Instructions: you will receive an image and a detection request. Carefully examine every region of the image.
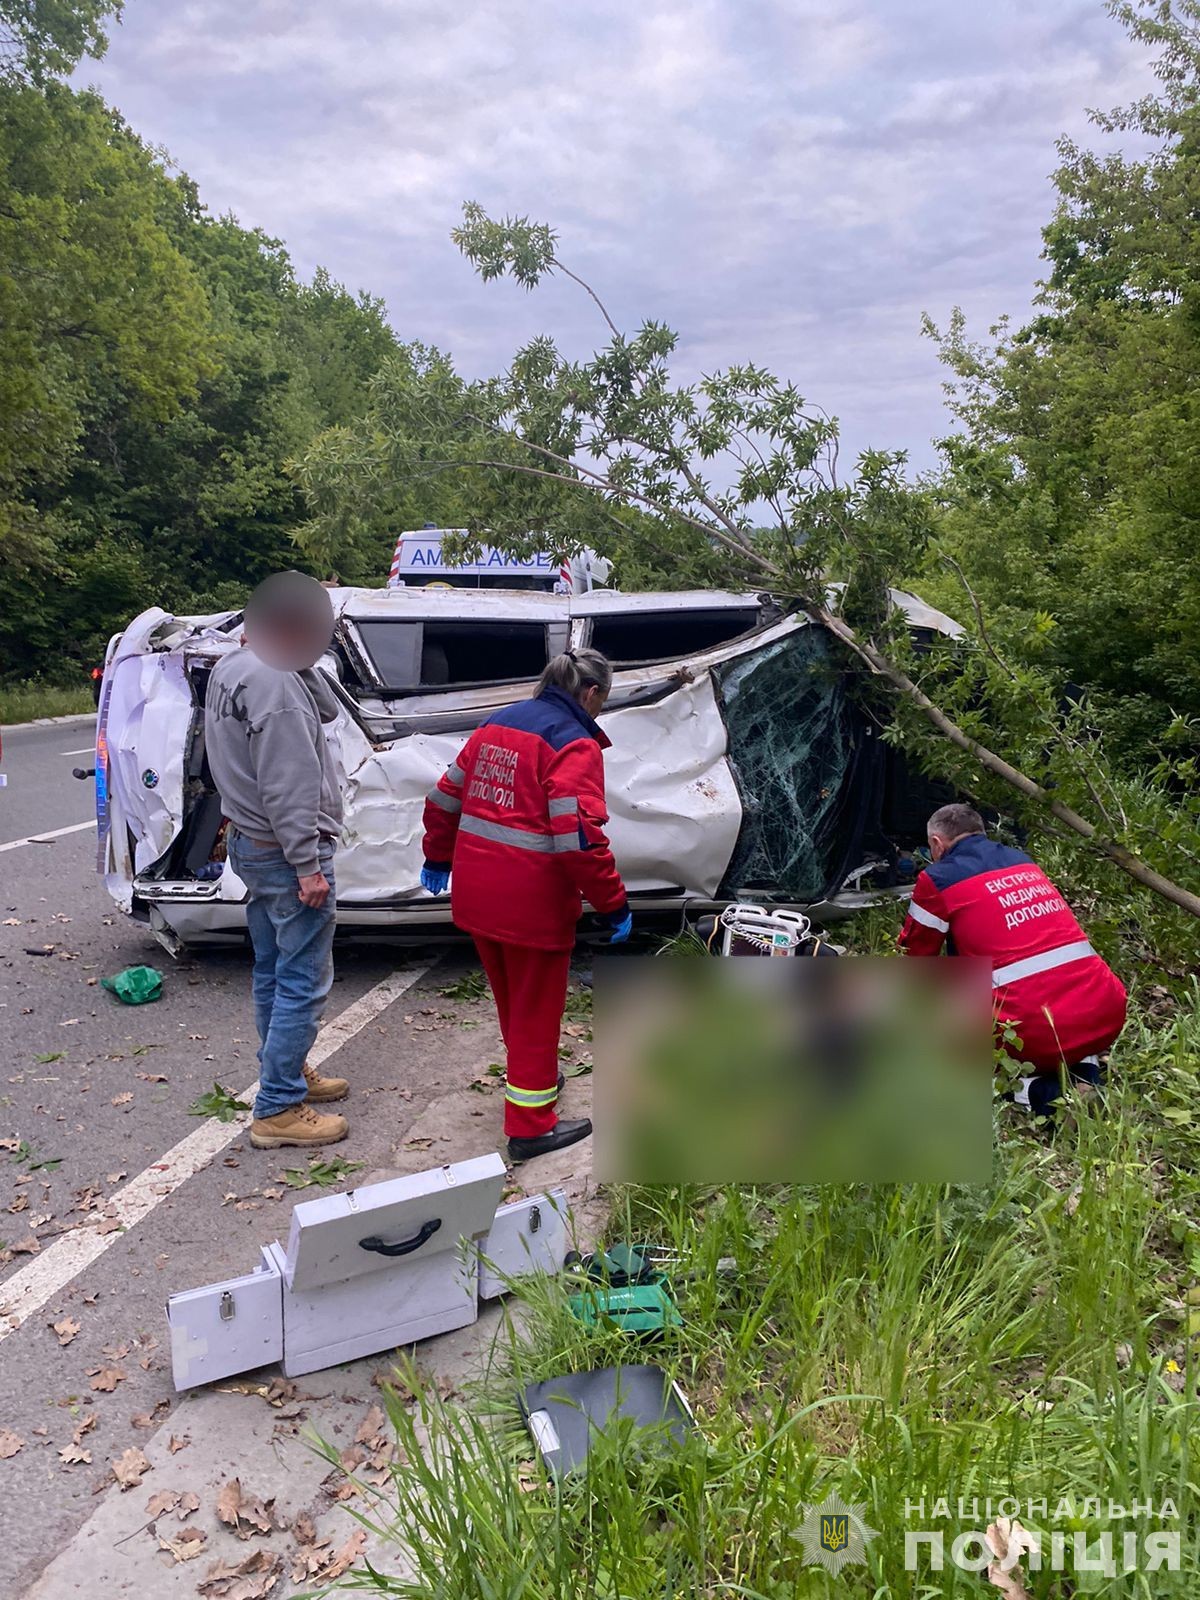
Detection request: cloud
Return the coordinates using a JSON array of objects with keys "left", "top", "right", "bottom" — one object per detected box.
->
[{"left": 76, "top": 0, "right": 1159, "bottom": 468}]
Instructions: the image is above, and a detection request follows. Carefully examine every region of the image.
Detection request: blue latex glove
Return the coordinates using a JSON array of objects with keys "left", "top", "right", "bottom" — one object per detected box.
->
[
  {"left": 606, "top": 909, "right": 633, "bottom": 945},
  {"left": 420, "top": 864, "right": 450, "bottom": 895}
]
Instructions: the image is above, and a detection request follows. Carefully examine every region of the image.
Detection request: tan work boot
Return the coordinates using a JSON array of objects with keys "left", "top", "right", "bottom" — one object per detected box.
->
[
  {"left": 304, "top": 1062, "right": 349, "bottom": 1103},
  {"left": 250, "top": 1103, "right": 348, "bottom": 1149}
]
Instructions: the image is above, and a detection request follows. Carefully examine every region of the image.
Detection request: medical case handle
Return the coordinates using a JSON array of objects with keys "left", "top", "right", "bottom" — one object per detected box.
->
[{"left": 358, "top": 1218, "right": 442, "bottom": 1257}]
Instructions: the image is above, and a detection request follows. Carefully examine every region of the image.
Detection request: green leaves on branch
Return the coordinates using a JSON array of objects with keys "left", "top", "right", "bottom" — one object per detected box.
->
[
  {"left": 0, "top": 0, "right": 123, "bottom": 87},
  {"left": 297, "top": 197, "right": 1200, "bottom": 935},
  {"left": 300, "top": 201, "right": 934, "bottom": 619}
]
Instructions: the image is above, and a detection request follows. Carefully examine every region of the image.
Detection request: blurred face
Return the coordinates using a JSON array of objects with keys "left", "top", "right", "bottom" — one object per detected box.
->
[{"left": 243, "top": 572, "right": 334, "bottom": 672}]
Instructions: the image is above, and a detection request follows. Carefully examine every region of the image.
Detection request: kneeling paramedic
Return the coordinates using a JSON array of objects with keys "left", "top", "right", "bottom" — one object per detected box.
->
[
  {"left": 899, "top": 803, "right": 1127, "bottom": 1114},
  {"left": 420, "top": 648, "right": 631, "bottom": 1160}
]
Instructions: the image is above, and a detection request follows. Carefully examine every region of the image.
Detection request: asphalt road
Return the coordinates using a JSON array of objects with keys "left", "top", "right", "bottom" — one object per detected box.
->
[
  {"left": 0, "top": 724, "right": 553, "bottom": 1597},
  {"left": 1, "top": 717, "right": 99, "bottom": 842}
]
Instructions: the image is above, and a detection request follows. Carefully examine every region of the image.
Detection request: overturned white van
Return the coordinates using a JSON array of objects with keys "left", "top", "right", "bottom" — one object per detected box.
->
[{"left": 92, "top": 584, "right": 961, "bottom": 951}]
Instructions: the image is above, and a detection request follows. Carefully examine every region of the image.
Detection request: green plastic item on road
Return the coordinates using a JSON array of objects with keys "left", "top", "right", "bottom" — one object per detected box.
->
[{"left": 100, "top": 965, "right": 163, "bottom": 1005}]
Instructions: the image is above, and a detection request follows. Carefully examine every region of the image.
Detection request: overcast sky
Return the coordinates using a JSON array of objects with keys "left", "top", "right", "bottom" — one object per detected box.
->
[{"left": 76, "top": 1, "right": 1156, "bottom": 471}]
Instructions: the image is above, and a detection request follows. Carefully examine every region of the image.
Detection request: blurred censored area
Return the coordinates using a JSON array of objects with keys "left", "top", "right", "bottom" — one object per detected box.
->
[
  {"left": 593, "top": 957, "right": 992, "bottom": 1184},
  {"left": 244, "top": 570, "right": 335, "bottom": 672}
]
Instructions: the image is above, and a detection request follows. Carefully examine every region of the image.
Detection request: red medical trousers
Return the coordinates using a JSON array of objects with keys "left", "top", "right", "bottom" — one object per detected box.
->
[{"left": 473, "top": 936, "right": 572, "bottom": 1138}]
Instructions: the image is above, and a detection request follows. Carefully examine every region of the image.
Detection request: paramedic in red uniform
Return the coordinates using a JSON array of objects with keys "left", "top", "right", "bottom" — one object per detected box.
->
[
  {"left": 420, "top": 648, "right": 631, "bottom": 1160},
  {"left": 899, "top": 803, "right": 1126, "bottom": 1114}
]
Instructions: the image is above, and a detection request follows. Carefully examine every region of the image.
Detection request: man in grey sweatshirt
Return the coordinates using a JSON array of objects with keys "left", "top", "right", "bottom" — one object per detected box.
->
[{"left": 205, "top": 573, "right": 351, "bottom": 1150}]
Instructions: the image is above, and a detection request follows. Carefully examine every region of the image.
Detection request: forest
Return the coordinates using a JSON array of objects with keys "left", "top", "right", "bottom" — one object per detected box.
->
[
  {"left": 4, "top": 0, "right": 1200, "bottom": 942},
  {"left": 0, "top": 3, "right": 1196, "bottom": 762}
]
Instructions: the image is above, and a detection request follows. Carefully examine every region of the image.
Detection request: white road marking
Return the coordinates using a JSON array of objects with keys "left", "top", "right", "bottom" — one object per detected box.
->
[
  {"left": 59, "top": 747, "right": 95, "bottom": 757},
  {"left": 0, "top": 819, "right": 96, "bottom": 853},
  {"left": 0, "top": 962, "right": 434, "bottom": 1342}
]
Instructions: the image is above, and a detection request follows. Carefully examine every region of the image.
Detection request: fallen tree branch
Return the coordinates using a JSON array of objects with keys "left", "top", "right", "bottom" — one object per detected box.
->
[
  {"left": 813, "top": 604, "right": 1200, "bottom": 919},
  {"left": 419, "top": 432, "right": 1200, "bottom": 917}
]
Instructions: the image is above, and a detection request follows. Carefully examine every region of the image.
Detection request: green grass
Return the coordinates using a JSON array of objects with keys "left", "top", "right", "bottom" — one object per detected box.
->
[
  {"left": 0, "top": 680, "right": 93, "bottom": 723},
  {"left": 323, "top": 930, "right": 1200, "bottom": 1599}
]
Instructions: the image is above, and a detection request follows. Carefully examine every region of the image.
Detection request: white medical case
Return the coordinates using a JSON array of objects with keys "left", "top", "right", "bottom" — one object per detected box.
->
[
  {"left": 283, "top": 1153, "right": 506, "bottom": 1292},
  {"left": 476, "top": 1188, "right": 571, "bottom": 1300},
  {"left": 167, "top": 1246, "right": 284, "bottom": 1391},
  {"left": 167, "top": 1156, "right": 570, "bottom": 1389}
]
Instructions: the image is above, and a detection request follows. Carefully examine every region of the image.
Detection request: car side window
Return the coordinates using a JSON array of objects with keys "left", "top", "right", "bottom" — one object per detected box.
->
[
  {"left": 586, "top": 609, "right": 761, "bottom": 665},
  {"left": 351, "top": 620, "right": 552, "bottom": 690}
]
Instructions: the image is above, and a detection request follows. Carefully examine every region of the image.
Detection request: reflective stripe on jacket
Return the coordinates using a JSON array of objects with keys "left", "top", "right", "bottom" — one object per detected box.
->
[
  {"left": 421, "top": 685, "right": 627, "bottom": 951},
  {"left": 898, "top": 833, "right": 1126, "bottom": 1070}
]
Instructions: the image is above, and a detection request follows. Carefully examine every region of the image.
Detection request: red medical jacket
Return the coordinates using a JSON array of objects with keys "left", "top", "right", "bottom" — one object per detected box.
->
[
  {"left": 421, "top": 686, "right": 627, "bottom": 952},
  {"left": 898, "top": 833, "right": 1126, "bottom": 1070}
]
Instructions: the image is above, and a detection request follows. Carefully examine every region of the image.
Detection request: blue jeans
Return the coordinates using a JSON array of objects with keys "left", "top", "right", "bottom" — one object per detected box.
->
[{"left": 227, "top": 831, "right": 336, "bottom": 1120}]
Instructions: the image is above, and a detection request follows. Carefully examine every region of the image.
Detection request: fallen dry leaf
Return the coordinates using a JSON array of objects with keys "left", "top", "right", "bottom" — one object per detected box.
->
[
  {"left": 87, "top": 1366, "right": 124, "bottom": 1392},
  {"left": 354, "top": 1404, "right": 386, "bottom": 1445},
  {"left": 196, "top": 1549, "right": 282, "bottom": 1598},
  {"left": 9, "top": 1234, "right": 41, "bottom": 1257},
  {"left": 111, "top": 1092, "right": 133, "bottom": 1108},
  {"left": 313, "top": 1527, "right": 367, "bottom": 1582},
  {"left": 403, "top": 1137, "right": 433, "bottom": 1150},
  {"left": 137, "top": 1072, "right": 168, "bottom": 1083},
  {"left": 360, "top": 1450, "right": 394, "bottom": 1486},
  {"left": 146, "top": 1488, "right": 182, "bottom": 1518},
  {"left": 167, "top": 1434, "right": 190, "bottom": 1454},
  {"left": 179, "top": 1490, "right": 200, "bottom": 1518},
  {"left": 130, "top": 1397, "right": 169, "bottom": 1430},
  {"left": 158, "top": 1524, "right": 207, "bottom": 1563},
  {"left": 986, "top": 1518, "right": 1036, "bottom": 1600},
  {"left": 290, "top": 1540, "right": 331, "bottom": 1582},
  {"left": 216, "top": 1477, "right": 277, "bottom": 1539},
  {"left": 216, "top": 1477, "right": 242, "bottom": 1526},
  {"left": 292, "top": 1510, "right": 318, "bottom": 1545},
  {"left": 58, "top": 1442, "right": 91, "bottom": 1465},
  {"left": 72, "top": 1413, "right": 97, "bottom": 1443},
  {"left": 51, "top": 1316, "right": 80, "bottom": 1346},
  {"left": 0, "top": 1428, "right": 25, "bottom": 1458},
  {"left": 7, "top": 1193, "right": 28, "bottom": 1214},
  {"left": 111, "top": 1445, "right": 150, "bottom": 1489}
]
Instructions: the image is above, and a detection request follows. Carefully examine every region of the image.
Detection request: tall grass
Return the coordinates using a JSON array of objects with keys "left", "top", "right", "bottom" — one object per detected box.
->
[
  {"left": 321, "top": 973, "right": 1200, "bottom": 1599},
  {"left": 0, "top": 680, "right": 93, "bottom": 723}
]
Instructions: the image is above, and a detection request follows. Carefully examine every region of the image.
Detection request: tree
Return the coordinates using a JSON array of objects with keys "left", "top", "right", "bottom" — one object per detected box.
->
[
  {"left": 0, "top": 83, "right": 213, "bottom": 660},
  {"left": 925, "top": 0, "right": 1200, "bottom": 763},
  {"left": 0, "top": 0, "right": 123, "bottom": 86},
  {"left": 297, "top": 200, "right": 1200, "bottom": 925},
  {"left": 0, "top": 79, "right": 403, "bottom": 679}
]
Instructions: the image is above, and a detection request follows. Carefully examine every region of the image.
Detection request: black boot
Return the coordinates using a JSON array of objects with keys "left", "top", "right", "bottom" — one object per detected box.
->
[
  {"left": 508, "top": 1117, "right": 592, "bottom": 1163},
  {"left": 557, "top": 1071, "right": 565, "bottom": 1093}
]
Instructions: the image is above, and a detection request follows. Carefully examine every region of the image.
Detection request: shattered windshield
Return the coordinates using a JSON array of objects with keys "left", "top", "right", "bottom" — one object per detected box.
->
[{"left": 715, "top": 628, "right": 853, "bottom": 901}]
